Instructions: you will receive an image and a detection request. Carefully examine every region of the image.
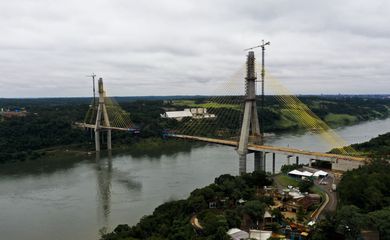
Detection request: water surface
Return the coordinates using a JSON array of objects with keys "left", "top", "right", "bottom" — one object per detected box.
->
[{"left": 0, "top": 118, "right": 388, "bottom": 240}]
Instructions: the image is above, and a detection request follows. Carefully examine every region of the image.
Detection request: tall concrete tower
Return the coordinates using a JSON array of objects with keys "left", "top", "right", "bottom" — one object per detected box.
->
[
  {"left": 237, "top": 51, "right": 264, "bottom": 174},
  {"left": 94, "top": 78, "right": 112, "bottom": 151}
]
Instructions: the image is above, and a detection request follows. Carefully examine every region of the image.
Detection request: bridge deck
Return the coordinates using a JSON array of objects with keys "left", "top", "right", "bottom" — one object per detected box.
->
[
  {"left": 75, "top": 122, "right": 132, "bottom": 132},
  {"left": 170, "top": 134, "right": 367, "bottom": 162}
]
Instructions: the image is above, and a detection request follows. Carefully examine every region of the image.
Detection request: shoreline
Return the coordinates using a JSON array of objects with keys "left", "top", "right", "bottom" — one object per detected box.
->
[{"left": 3, "top": 117, "right": 388, "bottom": 165}]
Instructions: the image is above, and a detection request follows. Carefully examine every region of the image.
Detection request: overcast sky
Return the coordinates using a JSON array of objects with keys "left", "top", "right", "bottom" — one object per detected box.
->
[{"left": 0, "top": 0, "right": 389, "bottom": 97}]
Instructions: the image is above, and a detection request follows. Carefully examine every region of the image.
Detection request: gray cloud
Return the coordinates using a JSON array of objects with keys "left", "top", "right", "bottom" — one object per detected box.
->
[{"left": 0, "top": 0, "right": 389, "bottom": 97}]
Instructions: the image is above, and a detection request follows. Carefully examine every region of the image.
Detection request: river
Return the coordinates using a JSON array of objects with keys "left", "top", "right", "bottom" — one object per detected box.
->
[{"left": 0, "top": 118, "right": 389, "bottom": 240}]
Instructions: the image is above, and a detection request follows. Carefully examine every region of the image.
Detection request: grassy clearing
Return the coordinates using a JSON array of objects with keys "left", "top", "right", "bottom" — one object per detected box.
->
[
  {"left": 172, "top": 100, "right": 241, "bottom": 110},
  {"left": 171, "top": 100, "right": 196, "bottom": 106},
  {"left": 275, "top": 174, "right": 300, "bottom": 187},
  {"left": 324, "top": 113, "right": 357, "bottom": 125}
]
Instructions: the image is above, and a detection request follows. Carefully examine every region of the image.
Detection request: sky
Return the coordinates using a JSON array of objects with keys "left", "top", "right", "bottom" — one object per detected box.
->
[{"left": 0, "top": 0, "right": 389, "bottom": 97}]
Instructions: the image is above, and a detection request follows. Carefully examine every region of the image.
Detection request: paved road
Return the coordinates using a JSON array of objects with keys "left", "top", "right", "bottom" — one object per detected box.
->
[{"left": 314, "top": 171, "right": 338, "bottom": 218}]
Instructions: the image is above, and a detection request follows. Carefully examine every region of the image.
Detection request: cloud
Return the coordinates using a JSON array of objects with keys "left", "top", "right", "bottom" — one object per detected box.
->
[{"left": 0, "top": 0, "right": 389, "bottom": 97}]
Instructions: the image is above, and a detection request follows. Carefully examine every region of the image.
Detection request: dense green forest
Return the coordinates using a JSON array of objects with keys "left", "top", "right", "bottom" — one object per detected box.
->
[
  {"left": 313, "top": 133, "right": 390, "bottom": 240},
  {"left": 0, "top": 95, "right": 389, "bottom": 163},
  {"left": 330, "top": 132, "right": 390, "bottom": 157},
  {"left": 350, "top": 132, "right": 390, "bottom": 157},
  {"left": 312, "top": 160, "right": 390, "bottom": 240},
  {"left": 100, "top": 171, "right": 273, "bottom": 240}
]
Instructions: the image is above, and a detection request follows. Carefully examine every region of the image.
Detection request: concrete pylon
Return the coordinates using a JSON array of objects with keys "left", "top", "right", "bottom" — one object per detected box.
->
[
  {"left": 237, "top": 51, "right": 263, "bottom": 175},
  {"left": 94, "top": 78, "right": 112, "bottom": 152}
]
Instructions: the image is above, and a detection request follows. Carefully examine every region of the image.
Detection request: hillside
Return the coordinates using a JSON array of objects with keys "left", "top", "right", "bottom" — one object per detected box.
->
[{"left": 330, "top": 132, "right": 390, "bottom": 158}]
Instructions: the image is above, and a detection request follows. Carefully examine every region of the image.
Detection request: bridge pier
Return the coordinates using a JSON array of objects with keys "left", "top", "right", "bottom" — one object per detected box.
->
[
  {"left": 263, "top": 152, "right": 266, "bottom": 172},
  {"left": 254, "top": 151, "right": 264, "bottom": 172},
  {"left": 272, "top": 153, "right": 276, "bottom": 174},
  {"left": 239, "top": 153, "right": 247, "bottom": 174},
  {"left": 107, "top": 130, "right": 112, "bottom": 150},
  {"left": 95, "top": 129, "right": 101, "bottom": 152}
]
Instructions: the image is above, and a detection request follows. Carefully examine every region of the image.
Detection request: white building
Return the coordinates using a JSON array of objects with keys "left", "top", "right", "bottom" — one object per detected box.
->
[
  {"left": 160, "top": 109, "right": 193, "bottom": 121},
  {"left": 160, "top": 108, "right": 216, "bottom": 121},
  {"left": 249, "top": 229, "right": 273, "bottom": 240},
  {"left": 227, "top": 228, "right": 249, "bottom": 240}
]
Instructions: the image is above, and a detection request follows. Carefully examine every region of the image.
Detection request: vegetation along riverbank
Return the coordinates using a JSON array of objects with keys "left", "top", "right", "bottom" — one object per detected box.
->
[
  {"left": 0, "top": 95, "right": 389, "bottom": 163},
  {"left": 102, "top": 133, "right": 390, "bottom": 240}
]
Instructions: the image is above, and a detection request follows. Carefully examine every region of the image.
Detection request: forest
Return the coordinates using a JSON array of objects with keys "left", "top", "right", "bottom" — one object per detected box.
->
[
  {"left": 330, "top": 132, "right": 390, "bottom": 157},
  {"left": 100, "top": 171, "right": 273, "bottom": 240},
  {"left": 312, "top": 159, "right": 390, "bottom": 240},
  {"left": 0, "top": 95, "right": 389, "bottom": 163},
  {"left": 312, "top": 133, "right": 390, "bottom": 239}
]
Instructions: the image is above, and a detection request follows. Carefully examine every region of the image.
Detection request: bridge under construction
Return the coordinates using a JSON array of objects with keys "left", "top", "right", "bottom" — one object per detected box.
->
[{"left": 78, "top": 49, "right": 368, "bottom": 174}]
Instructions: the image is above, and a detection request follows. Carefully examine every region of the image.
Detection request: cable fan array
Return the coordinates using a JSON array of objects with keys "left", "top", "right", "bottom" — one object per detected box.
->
[
  {"left": 171, "top": 66, "right": 246, "bottom": 140},
  {"left": 84, "top": 92, "right": 134, "bottom": 130},
  {"left": 262, "top": 66, "right": 357, "bottom": 155},
  {"left": 170, "top": 61, "right": 357, "bottom": 156}
]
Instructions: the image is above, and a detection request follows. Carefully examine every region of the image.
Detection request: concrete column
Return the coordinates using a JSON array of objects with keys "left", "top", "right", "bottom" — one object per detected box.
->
[
  {"left": 295, "top": 156, "right": 299, "bottom": 165},
  {"left": 263, "top": 152, "right": 267, "bottom": 172},
  {"left": 107, "top": 130, "right": 112, "bottom": 150},
  {"left": 272, "top": 153, "right": 276, "bottom": 174},
  {"left": 95, "top": 129, "right": 100, "bottom": 152},
  {"left": 239, "top": 153, "right": 247, "bottom": 175},
  {"left": 254, "top": 151, "right": 263, "bottom": 171}
]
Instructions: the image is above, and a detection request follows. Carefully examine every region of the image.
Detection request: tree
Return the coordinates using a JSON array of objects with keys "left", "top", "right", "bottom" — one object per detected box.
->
[
  {"left": 212, "top": 226, "right": 230, "bottom": 240},
  {"left": 336, "top": 205, "right": 367, "bottom": 240},
  {"left": 242, "top": 200, "right": 266, "bottom": 227},
  {"left": 200, "top": 211, "right": 228, "bottom": 236},
  {"left": 271, "top": 208, "right": 283, "bottom": 222},
  {"left": 224, "top": 210, "right": 241, "bottom": 228},
  {"left": 298, "top": 179, "right": 313, "bottom": 193},
  {"left": 311, "top": 212, "right": 339, "bottom": 240},
  {"left": 368, "top": 207, "right": 390, "bottom": 240},
  {"left": 187, "top": 195, "right": 207, "bottom": 213}
]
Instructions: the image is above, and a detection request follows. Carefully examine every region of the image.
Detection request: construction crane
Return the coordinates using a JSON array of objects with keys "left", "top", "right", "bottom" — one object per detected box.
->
[
  {"left": 86, "top": 73, "right": 97, "bottom": 107},
  {"left": 244, "top": 40, "right": 270, "bottom": 143}
]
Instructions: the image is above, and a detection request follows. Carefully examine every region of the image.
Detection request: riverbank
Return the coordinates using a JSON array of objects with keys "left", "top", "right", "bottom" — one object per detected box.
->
[
  {"left": 5, "top": 116, "right": 388, "bottom": 165},
  {"left": 0, "top": 137, "right": 203, "bottom": 165},
  {"left": 0, "top": 118, "right": 389, "bottom": 240},
  {"left": 1, "top": 95, "right": 388, "bottom": 164}
]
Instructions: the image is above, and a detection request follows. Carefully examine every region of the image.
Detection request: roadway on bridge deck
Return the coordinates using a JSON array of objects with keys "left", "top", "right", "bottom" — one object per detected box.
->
[
  {"left": 169, "top": 134, "right": 366, "bottom": 162},
  {"left": 75, "top": 123, "right": 132, "bottom": 132}
]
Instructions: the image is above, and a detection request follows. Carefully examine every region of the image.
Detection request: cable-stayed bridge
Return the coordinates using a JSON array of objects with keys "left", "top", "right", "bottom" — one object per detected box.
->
[
  {"left": 76, "top": 77, "right": 134, "bottom": 151},
  {"left": 77, "top": 52, "right": 367, "bottom": 174}
]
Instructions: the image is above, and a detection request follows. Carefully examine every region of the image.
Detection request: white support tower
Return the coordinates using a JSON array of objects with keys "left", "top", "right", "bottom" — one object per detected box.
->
[
  {"left": 237, "top": 51, "right": 264, "bottom": 175},
  {"left": 94, "top": 78, "right": 112, "bottom": 152}
]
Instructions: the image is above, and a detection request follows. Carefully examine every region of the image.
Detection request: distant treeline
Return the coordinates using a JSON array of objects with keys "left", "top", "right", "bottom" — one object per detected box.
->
[
  {"left": 0, "top": 95, "right": 389, "bottom": 163},
  {"left": 330, "top": 132, "right": 390, "bottom": 157},
  {"left": 350, "top": 132, "right": 390, "bottom": 158}
]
